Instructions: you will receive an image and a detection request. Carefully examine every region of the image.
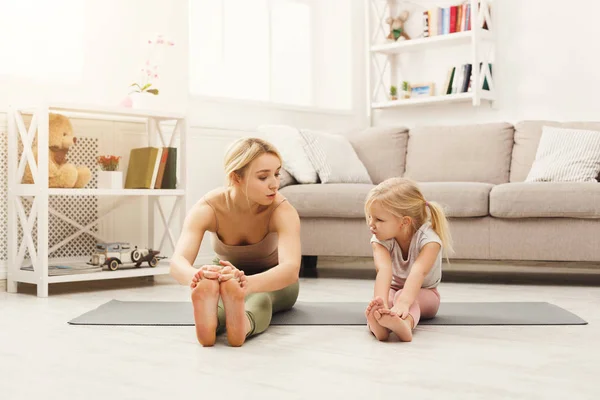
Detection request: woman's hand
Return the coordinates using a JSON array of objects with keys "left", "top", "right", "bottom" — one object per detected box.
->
[
  {"left": 216, "top": 260, "right": 248, "bottom": 289},
  {"left": 190, "top": 264, "right": 223, "bottom": 289}
]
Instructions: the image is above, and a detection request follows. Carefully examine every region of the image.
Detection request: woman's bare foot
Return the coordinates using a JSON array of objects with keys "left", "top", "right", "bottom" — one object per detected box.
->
[
  {"left": 375, "top": 310, "right": 413, "bottom": 342},
  {"left": 191, "top": 278, "right": 220, "bottom": 347},
  {"left": 365, "top": 297, "right": 389, "bottom": 341},
  {"left": 220, "top": 279, "right": 251, "bottom": 347}
]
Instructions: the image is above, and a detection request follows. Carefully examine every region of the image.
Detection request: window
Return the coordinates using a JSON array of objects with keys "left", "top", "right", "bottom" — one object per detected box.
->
[
  {"left": 0, "top": 0, "right": 84, "bottom": 82},
  {"left": 189, "top": 0, "right": 352, "bottom": 110}
]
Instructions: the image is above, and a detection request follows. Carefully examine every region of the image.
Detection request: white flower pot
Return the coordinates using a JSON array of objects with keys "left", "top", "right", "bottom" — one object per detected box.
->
[
  {"left": 98, "top": 171, "right": 123, "bottom": 189},
  {"left": 130, "top": 92, "right": 159, "bottom": 110}
]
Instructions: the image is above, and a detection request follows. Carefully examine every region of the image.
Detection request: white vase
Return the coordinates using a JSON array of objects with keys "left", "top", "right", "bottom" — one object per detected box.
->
[
  {"left": 130, "top": 92, "right": 159, "bottom": 110},
  {"left": 98, "top": 171, "right": 123, "bottom": 189}
]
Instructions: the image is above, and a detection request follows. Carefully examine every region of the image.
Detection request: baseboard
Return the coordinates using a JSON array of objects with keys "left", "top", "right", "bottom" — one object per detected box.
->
[
  {"left": 316, "top": 256, "right": 600, "bottom": 276},
  {"left": 444, "top": 259, "right": 600, "bottom": 274}
]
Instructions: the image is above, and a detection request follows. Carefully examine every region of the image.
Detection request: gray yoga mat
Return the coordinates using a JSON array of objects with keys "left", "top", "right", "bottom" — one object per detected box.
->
[{"left": 68, "top": 300, "right": 587, "bottom": 326}]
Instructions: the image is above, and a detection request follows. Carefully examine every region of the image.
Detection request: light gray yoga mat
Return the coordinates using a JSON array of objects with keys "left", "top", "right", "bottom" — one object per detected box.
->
[{"left": 68, "top": 300, "right": 587, "bottom": 326}]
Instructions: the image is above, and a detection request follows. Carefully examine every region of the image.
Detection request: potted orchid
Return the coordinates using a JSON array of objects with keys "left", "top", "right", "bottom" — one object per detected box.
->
[
  {"left": 126, "top": 34, "right": 175, "bottom": 109},
  {"left": 97, "top": 155, "right": 122, "bottom": 189}
]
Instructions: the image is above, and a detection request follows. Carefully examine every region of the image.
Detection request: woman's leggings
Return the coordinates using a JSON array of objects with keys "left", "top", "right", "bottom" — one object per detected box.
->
[
  {"left": 388, "top": 287, "right": 440, "bottom": 327},
  {"left": 216, "top": 280, "right": 299, "bottom": 338}
]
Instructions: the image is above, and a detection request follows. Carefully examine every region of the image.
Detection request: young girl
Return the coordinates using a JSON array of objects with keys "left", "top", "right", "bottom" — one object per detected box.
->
[{"left": 364, "top": 177, "right": 453, "bottom": 342}]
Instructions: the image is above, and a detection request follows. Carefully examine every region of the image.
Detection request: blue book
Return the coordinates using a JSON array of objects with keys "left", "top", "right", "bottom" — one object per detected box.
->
[{"left": 441, "top": 8, "right": 447, "bottom": 35}]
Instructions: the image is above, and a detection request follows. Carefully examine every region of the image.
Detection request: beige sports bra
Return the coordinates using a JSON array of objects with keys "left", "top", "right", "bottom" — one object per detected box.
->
[{"left": 203, "top": 196, "right": 287, "bottom": 273}]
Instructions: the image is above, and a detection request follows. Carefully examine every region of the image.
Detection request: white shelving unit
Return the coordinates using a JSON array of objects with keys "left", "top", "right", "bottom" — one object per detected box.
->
[
  {"left": 7, "top": 104, "right": 187, "bottom": 297},
  {"left": 367, "top": 0, "right": 495, "bottom": 111}
]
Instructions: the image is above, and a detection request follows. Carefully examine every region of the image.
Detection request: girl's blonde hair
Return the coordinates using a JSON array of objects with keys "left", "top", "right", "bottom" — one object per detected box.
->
[
  {"left": 224, "top": 137, "right": 282, "bottom": 185},
  {"left": 364, "top": 177, "right": 454, "bottom": 257}
]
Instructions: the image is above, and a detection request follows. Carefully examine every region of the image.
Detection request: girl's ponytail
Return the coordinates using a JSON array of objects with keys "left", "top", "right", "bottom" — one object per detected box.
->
[{"left": 426, "top": 200, "right": 454, "bottom": 259}]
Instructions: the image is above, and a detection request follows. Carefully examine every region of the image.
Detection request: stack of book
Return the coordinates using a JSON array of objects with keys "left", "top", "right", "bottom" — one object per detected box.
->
[
  {"left": 124, "top": 147, "right": 177, "bottom": 189},
  {"left": 422, "top": 2, "right": 487, "bottom": 37},
  {"left": 441, "top": 63, "right": 492, "bottom": 95}
]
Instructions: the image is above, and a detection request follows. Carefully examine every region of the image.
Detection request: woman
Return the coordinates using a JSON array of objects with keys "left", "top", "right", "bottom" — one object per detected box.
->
[{"left": 169, "top": 137, "right": 301, "bottom": 347}]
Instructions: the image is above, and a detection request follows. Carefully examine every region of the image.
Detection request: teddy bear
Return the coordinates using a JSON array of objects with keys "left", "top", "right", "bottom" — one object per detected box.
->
[
  {"left": 22, "top": 113, "right": 92, "bottom": 188},
  {"left": 386, "top": 11, "right": 411, "bottom": 41}
]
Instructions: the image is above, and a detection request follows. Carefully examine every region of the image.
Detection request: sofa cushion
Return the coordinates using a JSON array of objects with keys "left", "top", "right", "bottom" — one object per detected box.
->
[
  {"left": 490, "top": 182, "right": 600, "bottom": 218},
  {"left": 280, "top": 183, "right": 374, "bottom": 218},
  {"left": 510, "top": 121, "right": 600, "bottom": 182},
  {"left": 419, "top": 182, "right": 494, "bottom": 217},
  {"left": 281, "top": 182, "right": 492, "bottom": 219},
  {"left": 348, "top": 126, "right": 409, "bottom": 184},
  {"left": 405, "top": 123, "right": 514, "bottom": 184}
]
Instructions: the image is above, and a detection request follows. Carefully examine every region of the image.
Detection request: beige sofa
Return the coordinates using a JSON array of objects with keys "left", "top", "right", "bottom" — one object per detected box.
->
[{"left": 279, "top": 121, "right": 600, "bottom": 271}]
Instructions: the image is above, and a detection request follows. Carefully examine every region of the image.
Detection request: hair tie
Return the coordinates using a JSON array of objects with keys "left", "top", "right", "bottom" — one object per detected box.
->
[{"left": 425, "top": 201, "right": 429, "bottom": 208}]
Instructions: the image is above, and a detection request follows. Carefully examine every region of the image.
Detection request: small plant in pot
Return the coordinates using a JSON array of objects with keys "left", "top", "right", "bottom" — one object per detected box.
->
[
  {"left": 97, "top": 155, "right": 123, "bottom": 189},
  {"left": 401, "top": 81, "right": 410, "bottom": 99},
  {"left": 390, "top": 85, "right": 398, "bottom": 100}
]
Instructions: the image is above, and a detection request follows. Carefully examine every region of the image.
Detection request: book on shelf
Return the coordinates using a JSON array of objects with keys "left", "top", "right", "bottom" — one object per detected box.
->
[
  {"left": 124, "top": 146, "right": 177, "bottom": 189},
  {"left": 442, "top": 63, "right": 492, "bottom": 95},
  {"left": 423, "top": 2, "right": 489, "bottom": 37},
  {"left": 160, "top": 147, "right": 177, "bottom": 189}
]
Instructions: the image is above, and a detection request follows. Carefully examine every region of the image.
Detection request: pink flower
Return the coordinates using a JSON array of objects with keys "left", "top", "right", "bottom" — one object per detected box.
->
[
  {"left": 168, "top": 41, "right": 174, "bottom": 46},
  {"left": 154, "top": 74, "right": 158, "bottom": 78},
  {"left": 145, "top": 60, "right": 150, "bottom": 65},
  {"left": 148, "top": 40, "right": 152, "bottom": 44}
]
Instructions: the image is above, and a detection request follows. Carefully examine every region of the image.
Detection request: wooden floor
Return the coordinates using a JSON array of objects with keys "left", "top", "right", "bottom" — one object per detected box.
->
[{"left": 1, "top": 268, "right": 599, "bottom": 400}]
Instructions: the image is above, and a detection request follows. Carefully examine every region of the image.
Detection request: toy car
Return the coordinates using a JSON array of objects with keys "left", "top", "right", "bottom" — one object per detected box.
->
[{"left": 87, "top": 242, "right": 164, "bottom": 271}]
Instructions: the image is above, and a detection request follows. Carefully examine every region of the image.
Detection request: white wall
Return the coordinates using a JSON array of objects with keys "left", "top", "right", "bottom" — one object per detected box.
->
[
  {"left": 373, "top": 0, "right": 600, "bottom": 128},
  {"left": 0, "top": 0, "right": 368, "bottom": 279},
  {"left": 0, "top": 0, "right": 189, "bottom": 112}
]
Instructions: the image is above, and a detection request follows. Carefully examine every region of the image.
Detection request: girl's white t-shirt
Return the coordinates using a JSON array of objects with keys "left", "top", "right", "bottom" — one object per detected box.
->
[{"left": 370, "top": 222, "right": 443, "bottom": 289}]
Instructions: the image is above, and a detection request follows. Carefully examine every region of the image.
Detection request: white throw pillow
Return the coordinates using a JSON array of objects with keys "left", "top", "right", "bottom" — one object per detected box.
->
[
  {"left": 256, "top": 124, "right": 319, "bottom": 184},
  {"left": 298, "top": 129, "right": 373, "bottom": 184},
  {"left": 278, "top": 168, "right": 297, "bottom": 189},
  {"left": 525, "top": 126, "right": 600, "bottom": 183}
]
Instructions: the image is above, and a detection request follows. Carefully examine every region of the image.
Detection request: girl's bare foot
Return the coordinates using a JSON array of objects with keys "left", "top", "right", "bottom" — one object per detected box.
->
[
  {"left": 191, "top": 278, "right": 220, "bottom": 347},
  {"left": 220, "top": 279, "right": 251, "bottom": 347},
  {"left": 375, "top": 310, "right": 413, "bottom": 342},
  {"left": 365, "top": 297, "right": 389, "bottom": 341}
]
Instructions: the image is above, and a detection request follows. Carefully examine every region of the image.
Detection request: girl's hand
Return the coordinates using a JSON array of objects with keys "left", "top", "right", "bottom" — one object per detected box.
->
[
  {"left": 389, "top": 301, "right": 411, "bottom": 320},
  {"left": 190, "top": 265, "right": 222, "bottom": 289}
]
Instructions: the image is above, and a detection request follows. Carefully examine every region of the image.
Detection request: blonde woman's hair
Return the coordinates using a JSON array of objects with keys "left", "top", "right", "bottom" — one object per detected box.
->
[
  {"left": 364, "top": 177, "right": 454, "bottom": 258},
  {"left": 224, "top": 137, "right": 282, "bottom": 184}
]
